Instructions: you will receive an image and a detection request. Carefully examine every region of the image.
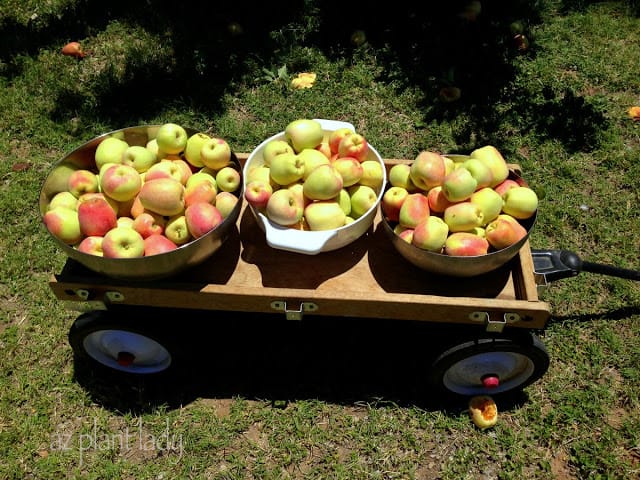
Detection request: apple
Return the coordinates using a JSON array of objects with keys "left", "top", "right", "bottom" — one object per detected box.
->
[
  {"left": 77, "top": 236, "right": 104, "bottom": 256},
  {"left": 287, "top": 182, "right": 309, "bottom": 210},
  {"left": 462, "top": 158, "right": 494, "bottom": 189},
  {"left": 184, "top": 132, "right": 211, "bottom": 168},
  {"left": 144, "top": 160, "right": 186, "bottom": 184},
  {"left": 171, "top": 159, "right": 193, "bottom": 185},
  {"left": 244, "top": 180, "right": 273, "bottom": 210},
  {"left": 443, "top": 201, "right": 485, "bottom": 232},
  {"left": 409, "top": 151, "right": 447, "bottom": 191},
  {"left": 184, "top": 179, "right": 217, "bottom": 207},
  {"left": 444, "top": 232, "right": 490, "bottom": 256},
  {"left": 284, "top": 119, "right": 324, "bottom": 153},
  {"left": 186, "top": 171, "right": 217, "bottom": 189},
  {"left": 298, "top": 148, "right": 331, "bottom": 180},
  {"left": 43, "top": 207, "right": 83, "bottom": 245},
  {"left": 412, "top": 216, "right": 450, "bottom": 252},
  {"left": 215, "top": 191, "right": 239, "bottom": 218},
  {"left": 470, "top": 187, "right": 504, "bottom": 225},
  {"left": 67, "top": 169, "right": 99, "bottom": 198},
  {"left": 332, "top": 156, "right": 363, "bottom": 187},
  {"left": 117, "top": 216, "right": 135, "bottom": 228},
  {"left": 132, "top": 211, "right": 166, "bottom": 238},
  {"left": 358, "top": 160, "right": 384, "bottom": 191},
  {"left": 164, "top": 215, "right": 192, "bottom": 245},
  {"left": 348, "top": 184, "right": 378, "bottom": 219},
  {"left": 101, "top": 226, "right": 145, "bottom": 258},
  {"left": 442, "top": 167, "right": 478, "bottom": 202},
  {"left": 470, "top": 145, "right": 509, "bottom": 187},
  {"left": 388, "top": 163, "right": 418, "bottom": 192},
  {"left": 426, "top": 185, "right": 456, "bottom": 213},
  {"left": 78, "top": 192, "right": 118, "bottom": 215},
  {"left": 138, "top": 178, "right": 185, "bottom": 216},
  {"left": 398, "top": 192, "right": 430, "bottom": 228},
  {"left": 328, "top": 127, "right": 355, "bottom": 154},
  {"left": 129, "top": 195, "right": 144, "bottom": 218},
  {"left": 246, "top": 165, "right": 275, "bottom": 187},
  {"left": 304, "top": 201, "right": 347, "bottom": 231},
  {"left": 338, "top": 132, "right": 369, "bottom": 162},
  {"left": 335, "top": 188, "right": 352, "bottom": 216},
  {"left": 144, "top": 234, "right": 178, "bottom": 256},
  {"left": 185, "top": 202, "right": 224, "bottom": 238},
  {"left": 485, "top": 215, "right": 528, "bottom": 250},
  {"left": 49, "top": 191, "right": 79, "bottom": 211},
  {"left": 121, "top": 145, "right": 158, "bottom": 173},
  {"left": 262, "top": 139, "right": 294, "bottom": 167},
  {"left": 316, "top": 141, "right": 332, "bottom": 159},
  {"left": 155, "top": 123, "right": 188, "bottom": 155},
  {"left": 303, "top": 164, "right": 344, "bottom": 201},
  {"left": 469, "top": 395, "right": 498, "bottom": 430},
  {"left": 200, "top": 137, "right": 232, "bottom": 170},
  {"left": 77, "top": 196, "right": 118, "bottom": 237},
  {"left": 99, "top": 164, "right": 142, "bottom": 202},
  {"left": 215, "top": 166, "right": 241, "bottom": 193},
  {"left": 394, "top": 225, "right": 414, "bottom": 244},
  {"left": 502, "top": 186, "right": 538, "bottom": 219},
  {"left": 382, "top": 186, "right": 409, "bottom": 222},
  {"left": 266, "top": 188, "right": 304, "bottom": 226},
  {"left": 269, "top": 152, "right": 305, "bottom": 186},
  {"left": 493, "top": 178, "right": 520, "bottom": 197},
  {"left": 145, "top": 138, "right": 161, "bottom": 158},
  {"left": 94, "top": 136, "right": 129, "bottom": 170}
]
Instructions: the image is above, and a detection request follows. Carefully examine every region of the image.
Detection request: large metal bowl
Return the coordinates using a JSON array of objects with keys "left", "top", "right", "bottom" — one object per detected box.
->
[
  {"left": 39, "top": 125, "right": 244, "bottom": 281},
  {"left": 244, "top": 119, "right": 387, "bottom": 255},
  {"left": 381, "top": 169, "right": 537, "bottom": 277}
]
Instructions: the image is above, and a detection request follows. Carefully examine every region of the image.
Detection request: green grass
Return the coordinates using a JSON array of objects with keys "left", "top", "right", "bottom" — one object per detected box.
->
[{"left": 1, "top": 0, "right": 640, "bottom": 478}]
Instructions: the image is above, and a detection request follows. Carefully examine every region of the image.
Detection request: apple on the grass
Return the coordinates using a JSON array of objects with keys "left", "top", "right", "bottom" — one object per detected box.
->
[
  {"left": 470, "top": 187, "right": 504, "bottom": 225},
  {"left": 94, "top": 136, "right": 129, "bottom": 170},
  {"left": 43, "top": 207, "right": 83, "bottom": 245},
  {"left": 67, "top": 169, "right": 99, "bottom": 198},
  {"left": 382, "top": 186, "right": 409, "bottom": 222},
  {"left": 338, "top": 132, "right": 369, "bottom": 162},
  {"left": 155, "top": 123, "right": 188, "bottom": 155},
  {"left": 398, "top": 192, "right": 430, "bottom": 229},
  {"left": 138, "top": 178, "right": 185, "bottom": 217},
  {"left": 442, "top": 166, "right": 478, "bottom": 202},
  {"left": 502, "top": 186, "right": 538, "bottom": 219},
  {"left": 77, "top": 196, "right": 118, "bottom": 237},
  {"left": 304, "top": 200, "right": 347, "bottom": 231},
  {"left": 409, "top": 151, "right": 447, "bottom": 191},
  {"left": 101, "top": 226, "right": 145, "bottom": 258},
  {"left": 121, "top": 145, "right": 158, "bottom": 173},
  {"left": 469, "top": 395, "right": 498, "bottom": 430},
  {"left": 388, "top": 163, "right": 418, "bottom": 192},
  {"left": 100, "top": 164, "right": 142, "bottom": 202},
  {"left": 284, "top": 119, "right": 324, "bottom": 153},
  {"left": 298, "top": 148, "right": 330, "bottom": 180},
  {"left": 469, "top": 145, "right": 509, "bottom": 187},
  {"left": 348, "top": 184, "right": 378, "bottom": 219},
  {"left": 443, "top": 201, "right": 485, "bottom": 232},
  {"left": 77, "top": 236, "right": 104, "bottom": 256},
  {"left": 215, "top": 191, "right": 239, "bottom": 219},
  {"left": 184, "top": 132, "right": 211, "bottom": 168},
  {"left": 303, "top": 164, "right": 344, "bottom": 201},
  {"left": 244, "top": 179, "right": 273, "bottom": 210},
  {"left": 185, "top": 202, "right": 224, "bottom": 238},
  {"left": 133, "top": 211, "right": 166, "bottom": 238},
  {"left": 262, "top": 139, "right": 294, "bottom": 166},
  {"left": 444, "top": 231, "right": 490, "bottom": 256},
  {"left": 358, "top": 160, "right": 384, "bottom": 191},
  {"left": 412, "top": 216, "right": 450, "bottom": 252},
  {"left": 200, "top": 137, "right": 232, "bottom": 170},
  {"left": 164, "top": 215, "right": 192, "bottom": 245},
  {"left": 332, "top": 156, "right": 363, "bottom": 187},
  {"left": 328, "top": 127, "right": 355, "bottom": 154},
  {"left": 269, "top": 152, "right": 305, "bottom": 186},
  {"left": 266, "top": 188, "right": 304, "bottom": 226},
  {"left": 215, "top": 166, "right": 241, "bottom": 193},
  {"left": 49, "top": 191, "right": 79, "bottom": 211},
  {"left": 144, "top": 234, "right": 178, "bottom": 256}
]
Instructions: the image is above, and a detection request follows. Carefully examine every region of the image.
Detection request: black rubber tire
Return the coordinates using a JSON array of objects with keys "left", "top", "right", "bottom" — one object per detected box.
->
[{"left": 427, "top": 332, "right": 550, "bottom": 399}]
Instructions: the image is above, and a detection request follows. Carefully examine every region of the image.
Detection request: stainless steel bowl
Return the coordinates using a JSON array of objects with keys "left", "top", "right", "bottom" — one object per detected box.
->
[{"left": 39, "top": 125, "right": 243, "bottom": 281}]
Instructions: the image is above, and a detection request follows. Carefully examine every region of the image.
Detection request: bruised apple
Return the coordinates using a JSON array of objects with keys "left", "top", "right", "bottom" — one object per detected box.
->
[{"left": 469, "top": 395, "right": 498, "bottom": 429}]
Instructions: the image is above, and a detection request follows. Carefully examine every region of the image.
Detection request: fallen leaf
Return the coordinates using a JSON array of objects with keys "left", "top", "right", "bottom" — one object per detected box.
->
[{"left": 12, "top": 162, "right": 30, "bottom": 172}]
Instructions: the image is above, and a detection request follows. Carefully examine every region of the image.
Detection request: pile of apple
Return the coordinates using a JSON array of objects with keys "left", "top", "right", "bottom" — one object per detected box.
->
[
  {"left": 382, "top": 146, "right": 538, "bottom": 256},
  {"left": 42, "top": 123, "right": 242, "bottom": 258},
  {"left": 244, "top": 119, "right": 384, "bottom": 230}
]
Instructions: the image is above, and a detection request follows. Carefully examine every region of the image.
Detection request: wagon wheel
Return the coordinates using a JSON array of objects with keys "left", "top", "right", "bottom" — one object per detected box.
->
[
  {"left": 427, "top": 333, "right": 549, "bottom": 399},
  {"left": 68, "top": 310, "right": 178, "bottom": 376}
]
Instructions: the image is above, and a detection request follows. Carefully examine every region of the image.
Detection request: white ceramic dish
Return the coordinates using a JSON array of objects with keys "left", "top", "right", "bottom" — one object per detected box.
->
[{"left": 244, "top": 119, "right": 386, "bottom": 255}]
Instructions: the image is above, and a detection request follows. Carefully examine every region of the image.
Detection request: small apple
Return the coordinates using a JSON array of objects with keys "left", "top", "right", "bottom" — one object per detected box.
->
[
  {"left": 358, "top": 160, "right": 384, "bottom": 191},
  {"left": 442, "top": 167, "right": 478, "bottom": 202},
  {"left": 410, "top": 151, "right": 447, "bottom": 191},
  {"left": 269, "top": 152, "right": 305, "bottom": 186},
  {"left": 184, "top": 132, "right": 211, "bottom": 168},
  {"left": 444, "top": 232, "right": 490, "bottom": 256},
  {"left": 303, "top": 164, "right": 344, "bottom": 201},
  {"left": 200, "top": 137, "right": 232, "bottom": 170},
  {"left": 348, "top": 184, "right": 378, "bottom": 219},
  {"left": 244, "top": 180, "right": 273, "bottom": 211},
  {"left": 101, "top": 226, "right": 145, "bottom": 258},
  {"left": 67, "top": 169, "right": 99, "bottom": 198},
  {"left": 185, "top": 202, "right": 224, "bottom": 238},
  {"left": 284, "top": 119, "right": 324, "bottom": 153},
  {"left": 298, "top": 148, "right": 331, "bottom": 180},
  {"left": 94, "top": 136, "right": 129, "bottom": 170},
  {"left": 144, "top": 234, "right": 178, "bottom": 256},
  {"left": 304, "top": 200, "right": 347, "bottom": 231},
  {"left": 469, "top": 395, "right": 498, "bottom": 430},
  {"left": 215, "top": 166, "right": 241, "bottom": 193},
  {"left": 121, "top": 145, "right": 158, "bottom": 173},
  {"left": 138, "top": 178, "right": 185, "bottom": 217},
  {"left": 77, "top": 196, "right": 118, "bottom": 237},
  {"left": 43, "top": 207, "right": 83, "bottom": 245},
  {"left": 412, "top": 216, "right": 449, "bottom": 252},
  {"left": 132, "top": 211, "right": 166, "bottom": 238},
  {"left": 215, "top": 191, "right": 239, "bottom": 218},
  {"left": 502, "top": 186, "right": 538, "bottom": 219},
  {"left": 328, "top": 127, "right": 355, "bottom": 154},
  {"left": 332, "top": 156, "right": 363, "bottom": 187},
  {"left": 155, "top": 123, "right": 188, "bottom": 155},
  {"left": 394, "top": 225, "right": 414, "bottom": 244},
  {"left": 100, "top": 164, "right": 142, "bottom": 202},
  {"left": 388, "top": 163, "right": 418, "bottom": 192},
  {"left": 164, "top": 215, "right": 192, "bottom": 245},
  {"left": 470, "top": 187, "right": 504, "bottom": 225},
  {"left": 382, "top": 186, "right": 409, "bottom": 222},
  {"left": 398, "top": 192, "right": 430, "bottom": 228},
  {"left": 77, "top": 236, "right": 104, "bottom": 256},
  {"left": 49, "top": 191, "right": 79, "bottom": 211},
  {"left": 262, "top": 139, "right": 295, "bottom": 167},
  {"left": 266, "top": 188, "right": 304, "bottom": 226},
  {"left": 469, "top": 145, "right": 509, "bottom": 187},
  {"left": 338, "top": 132, "right": 369, "bottom": 162},
  {"left": 443, "top": 201, "right": 485, "bottom": 232}
]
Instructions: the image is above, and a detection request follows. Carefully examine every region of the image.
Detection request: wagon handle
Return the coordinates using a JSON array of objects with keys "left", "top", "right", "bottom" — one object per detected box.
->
[{"left": 531, "top": 249, "right": 640, "bottom": 283}]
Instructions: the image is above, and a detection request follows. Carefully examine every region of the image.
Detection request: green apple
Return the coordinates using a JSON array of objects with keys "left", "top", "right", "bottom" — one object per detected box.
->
[
  {"left": 200, "top": 137, "right": 232, "bottom": 170},
  {"left": 99, "top": 164, "right": 142, "bottom": 202},
  {"left": 469, "top": 145, "right": 509, "bottom": 187},
  {"left": 266, "top": 188, "right": 304, "bottom": 226},
  {"left": 155, "top": 123, "right": 188, "bottom": 155},
  {"left": 94, "top": 136, "right": 129, "bottom": 170},
  {"left": 412, "top": 216, "right": 449, "bottom": 252},
  {"left": 164, "top": 214, "right": 192, "bottom": 245},
  {"left": 101, "top": 226, "right": 145, "bottom": 258},
  {"left": 284, "top": 119, "right": 324, "bottom": 153},
  {"left": 502, "top": 186, "right": 538, "bottom": 219},
  {"left": 269, "top": 152, "right": 305, "bottom": 186},
  {"left": 388, "top": 163, "right": 418, "bottom": 191},
  {"left": 186, "top": 171, "right": 217, "bottom": 190},
  {"left": 348, "top": 184, "right": 378, "bottom": 219},
  {"left": 298, "top": 148, "right": 330, "bottom": 180},
  {"left": 48, "top": 191, "right": 79, "bottom": 211},
  {"left": 262, "top": 139, "right": 294, "bottom": 167},
  {"left": 443, "top": 201, "right": 485, "bottom": 232},
  {"left": 215, "top": 166, "right": 241, "bottom": 193},
  {"left": 470, "top": 187, "right": 504, "bottom": 225},
  {"left": 332, "top": 156, "right": 363, "bottom": 187},
  {"left": 462, "top": 158, "right": 494, "bottom": 189},
  {"left": 335, "top": 188, "right": 352, "bottom": 216},
  {"left": 358, "top": 159, "right": 384, "bottom": 191},
  {"left": 442, "top": 167, "right": 478, "bottom": 202},
  {"left": 303, "top": 164, "right": 343, "bottom": 201},
  {"left": 122, "top": 145, "right": 158, "bottom": 173},
  {"left": 304, "top": 200, "right": 347, "bottom": 231},
  {"left": 215, "top": 191, "right": 239, "bottom": 219},
  {"left": 184, "top": 132, "right": 211, "bottom": 168}
]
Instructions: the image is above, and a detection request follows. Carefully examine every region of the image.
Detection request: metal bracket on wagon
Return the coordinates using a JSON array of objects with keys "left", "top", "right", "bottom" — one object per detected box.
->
[
  {"left": 61, "top": 289, "right": 125, "bottom": 312},
  {"left": 469, "top": 311, "right": 522, "bottom": 333},
  {"left": 270, "top": 301, "right": 319, "bottom": 320}
]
